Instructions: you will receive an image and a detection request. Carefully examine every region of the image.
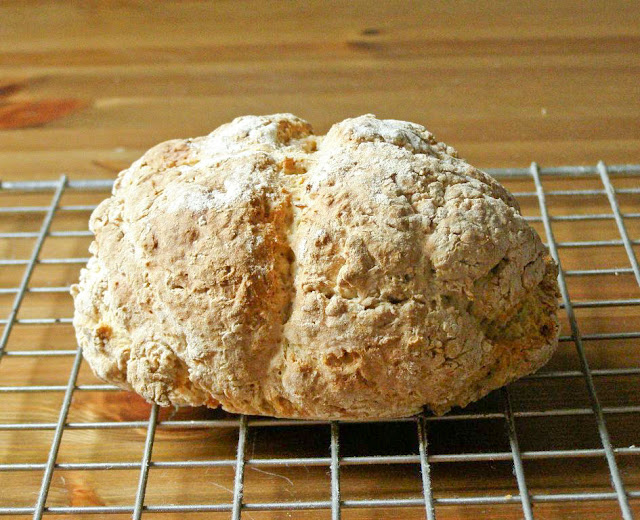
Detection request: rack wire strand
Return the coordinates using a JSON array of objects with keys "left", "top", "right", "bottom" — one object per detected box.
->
[
  {"left": 598, "top": 161, "right": 640, "bottom": 286},
  {"left": 231, "top": 414, "right": 248, "bottom": 520},
  {"left": 31, "top": 347, "right": 83, "bottom": 520},
  {"left": 330, "top": 421, "right": 342, "bottom": 520},
  {"left": 417, "top": 414, "right": 436, "bottom": 520},
  {"left": 502, "top": 387, "right": 534, "bottom": 519},
  {"left": 530, "top": 162, "right": 634, "bottom": 520},
  {"left": 0, "top": 175, "right": 67, "bottom": 359},
  {"left": 132, "top": 403, "right": 159, "bottom": 520}
]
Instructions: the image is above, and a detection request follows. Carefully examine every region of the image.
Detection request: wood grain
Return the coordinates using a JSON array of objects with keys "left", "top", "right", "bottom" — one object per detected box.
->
[
  {"left": 0, "top": 1, "right": 639, "bottom": 519},
  {"left": 1, "top": 1, "right": 640, "bottom": 177}
]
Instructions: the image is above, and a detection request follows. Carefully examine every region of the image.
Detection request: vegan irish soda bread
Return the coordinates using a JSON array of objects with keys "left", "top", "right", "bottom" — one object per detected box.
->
[{"left": 72, "top": 114, "right": 560, "bottom": 420}]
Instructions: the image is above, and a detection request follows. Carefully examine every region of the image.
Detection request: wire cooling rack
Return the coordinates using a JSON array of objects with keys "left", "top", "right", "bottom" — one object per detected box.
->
[{"left": 0, "top": 163, "right": 638, "bottom": 520}]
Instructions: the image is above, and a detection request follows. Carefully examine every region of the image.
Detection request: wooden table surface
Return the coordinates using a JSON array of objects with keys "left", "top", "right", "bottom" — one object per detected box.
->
[{"left": 0, "top": 2, "right": 639, "bottom": 519}]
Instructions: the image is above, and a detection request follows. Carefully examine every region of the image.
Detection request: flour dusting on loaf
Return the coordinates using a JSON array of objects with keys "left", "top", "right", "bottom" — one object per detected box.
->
[{"left": 72, "top": 114, "right": 560, "bottom": 419}]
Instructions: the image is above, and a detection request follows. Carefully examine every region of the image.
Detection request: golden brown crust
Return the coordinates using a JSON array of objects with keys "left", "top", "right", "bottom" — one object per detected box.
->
[{"left": 71, "top": 114, "right": 560, "bottom": 419}]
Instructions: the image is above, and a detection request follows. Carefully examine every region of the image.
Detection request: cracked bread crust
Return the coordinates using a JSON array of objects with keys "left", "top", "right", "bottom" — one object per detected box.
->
[{"left": 72, "top": 114, "right": 560, "bottom": 419}]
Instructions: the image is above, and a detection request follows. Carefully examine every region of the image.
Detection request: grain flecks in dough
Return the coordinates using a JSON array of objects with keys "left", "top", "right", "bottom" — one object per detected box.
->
[{"left": 72, "top": 114, "right": 560, "bottom": 420}]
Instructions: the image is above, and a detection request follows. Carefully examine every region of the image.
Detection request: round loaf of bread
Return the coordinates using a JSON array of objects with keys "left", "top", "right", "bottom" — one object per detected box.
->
[{"left": 72, "top": 114, "right": 560, "bottom": 419}]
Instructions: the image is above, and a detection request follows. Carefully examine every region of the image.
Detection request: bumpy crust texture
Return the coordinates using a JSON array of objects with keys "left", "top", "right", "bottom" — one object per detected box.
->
[{"left": 72, "top": 114, "right": 560, "bottom": 419}]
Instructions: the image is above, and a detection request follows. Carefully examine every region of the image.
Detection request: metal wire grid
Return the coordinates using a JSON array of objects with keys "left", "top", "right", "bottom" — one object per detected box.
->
[{"left": 0, "top": 162, "right": 638, "bottom": 519}]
